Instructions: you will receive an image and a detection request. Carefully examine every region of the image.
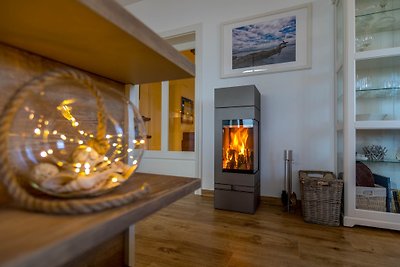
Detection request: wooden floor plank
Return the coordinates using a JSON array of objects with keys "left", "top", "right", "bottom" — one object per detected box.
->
[{"left": 136, "top": 195, "right": 400, "bottom": 267}]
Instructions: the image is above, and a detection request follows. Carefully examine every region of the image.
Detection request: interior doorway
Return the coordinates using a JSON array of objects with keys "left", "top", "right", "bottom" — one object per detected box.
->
[{"left": 129, "top": 26, "right": 202, "bottom": 183}]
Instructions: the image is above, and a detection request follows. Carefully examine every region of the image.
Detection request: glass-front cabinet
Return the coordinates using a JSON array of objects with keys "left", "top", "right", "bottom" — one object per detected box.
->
[{"left": 335, "top": 0, "right": 400, "bottom": 230}]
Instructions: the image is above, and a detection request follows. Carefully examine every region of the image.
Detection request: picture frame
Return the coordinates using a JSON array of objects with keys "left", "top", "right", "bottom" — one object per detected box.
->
[
  {"left": 181, "top": 97, "right": 194, "bottom": 124},
  {"left": 221, "top": 4, "right": 312, "bottom": 78}
]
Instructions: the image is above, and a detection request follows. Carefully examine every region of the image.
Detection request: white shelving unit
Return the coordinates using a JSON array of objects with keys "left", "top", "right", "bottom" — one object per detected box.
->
[{"left": 335, "top": 0, "right": 400, "bottom": 230}]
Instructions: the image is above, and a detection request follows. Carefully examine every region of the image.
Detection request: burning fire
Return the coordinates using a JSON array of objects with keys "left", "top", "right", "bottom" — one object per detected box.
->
[{"left": 223, "top": 126, "right": 252, "bottom": 171}]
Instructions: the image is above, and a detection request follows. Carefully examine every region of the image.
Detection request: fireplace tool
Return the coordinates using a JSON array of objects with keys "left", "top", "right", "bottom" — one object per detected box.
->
[{"left": 282, "top": 150, "right": 296, "bottom": 212}]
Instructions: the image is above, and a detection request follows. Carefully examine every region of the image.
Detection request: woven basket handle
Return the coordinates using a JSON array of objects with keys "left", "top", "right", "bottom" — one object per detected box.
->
[{"left": 0, "top": 69, "right": 149, "bottom": 214}]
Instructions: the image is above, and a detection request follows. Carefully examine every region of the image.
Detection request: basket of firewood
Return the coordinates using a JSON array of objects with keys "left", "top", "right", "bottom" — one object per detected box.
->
[{"left": 299, "top": 170, "right": 343, "bottom": 226}]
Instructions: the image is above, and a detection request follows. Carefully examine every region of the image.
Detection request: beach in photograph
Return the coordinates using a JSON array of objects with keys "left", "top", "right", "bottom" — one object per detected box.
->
[{"left": 232, "top": 15, "right": 296, "bottom": 69}]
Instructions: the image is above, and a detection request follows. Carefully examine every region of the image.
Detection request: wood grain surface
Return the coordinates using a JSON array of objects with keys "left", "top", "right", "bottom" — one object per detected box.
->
[
  {"left": 0, "top": 173, "right": 200, "bottom": 267},
  {"left": 136, "top": 194, "right": 400, "bottom": 267},
  {"left": 0, "top": 0, "right": 195, "bottom": 84}
]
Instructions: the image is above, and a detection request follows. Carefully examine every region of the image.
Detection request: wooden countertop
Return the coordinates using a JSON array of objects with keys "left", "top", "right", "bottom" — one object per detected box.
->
[
  {"left": 0, "top": 0, "right": 195, "bottom": 84},
  {"left": 0, "top": 173, "right": 200, "bottom": 267}
]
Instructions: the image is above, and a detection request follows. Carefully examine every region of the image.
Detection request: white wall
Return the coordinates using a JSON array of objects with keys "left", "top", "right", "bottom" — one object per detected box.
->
[{"left": 126, "top": 0, "right": 335, "bottom": 197}]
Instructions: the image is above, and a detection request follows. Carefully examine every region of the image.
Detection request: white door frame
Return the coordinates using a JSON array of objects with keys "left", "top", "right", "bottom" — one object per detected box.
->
[{"left": 129, "top": 24, "right": 203, "bottom": 191}]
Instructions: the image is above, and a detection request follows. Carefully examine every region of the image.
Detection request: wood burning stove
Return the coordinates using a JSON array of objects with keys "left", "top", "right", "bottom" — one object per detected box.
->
[{"left": 214, "top": 85, "right": 260, "bottom": 214}]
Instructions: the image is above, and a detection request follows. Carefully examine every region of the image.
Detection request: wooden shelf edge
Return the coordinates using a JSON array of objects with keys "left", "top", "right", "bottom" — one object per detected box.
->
[
  {"left": 80, "top": 0, "right": 195, "bottom": 78},
  {"left": 0, "top": 174, "right": 201, "bottom": 267},
  {"left": 0, "top": 0, "right": 195, "bottom": 84}
]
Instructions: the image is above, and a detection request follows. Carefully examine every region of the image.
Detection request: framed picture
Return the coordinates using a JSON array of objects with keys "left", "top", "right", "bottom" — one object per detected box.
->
[
  {"left": 221, "top": 4, "right": 312, "bottom": 78},
  {"left": 181, "top": 97, "right": 194, "bottom": 124}
]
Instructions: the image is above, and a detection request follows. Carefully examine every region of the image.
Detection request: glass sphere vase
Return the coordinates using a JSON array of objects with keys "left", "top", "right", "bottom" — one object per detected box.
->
[{"left": 6, "top": 69, "right": 146, "bottom": 198}]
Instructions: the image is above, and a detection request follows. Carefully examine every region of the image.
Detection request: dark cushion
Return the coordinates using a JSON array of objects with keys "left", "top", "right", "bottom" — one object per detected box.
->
[{"left": 356, "top": 161, "right": 375, "bottom": 187}]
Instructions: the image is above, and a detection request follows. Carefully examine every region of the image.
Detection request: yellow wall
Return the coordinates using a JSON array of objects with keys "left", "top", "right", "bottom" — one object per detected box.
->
[
  {"left": 139, "top": 82, "right": 162, "bottom": 150},
  {"left": 139, "top": 50, "right": 195, "bottom": 151},
  {"left": 168, "top": 50, "right": 195, "bottom": 151}
]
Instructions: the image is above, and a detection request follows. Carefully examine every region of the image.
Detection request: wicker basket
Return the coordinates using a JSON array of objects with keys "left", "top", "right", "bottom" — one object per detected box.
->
[
  {"left": 356, "top": 185, "right": 386, "bottom": 212},
  {"left": 299, "top": 170, "right": 343, "bottom": 226}
]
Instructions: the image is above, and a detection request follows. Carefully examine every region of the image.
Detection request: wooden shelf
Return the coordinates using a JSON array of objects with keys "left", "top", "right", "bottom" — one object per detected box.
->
[
  {"left": 0, "top": 0, "right": 195, "bottom": 84},
  {"left": 0, "top": 173, "right": 200, "bottom": 267}
]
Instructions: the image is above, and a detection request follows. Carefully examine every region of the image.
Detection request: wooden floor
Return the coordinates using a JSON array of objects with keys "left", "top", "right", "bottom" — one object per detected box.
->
[{"left": 135, "top": 194, "right": 400, "bottom": 267}]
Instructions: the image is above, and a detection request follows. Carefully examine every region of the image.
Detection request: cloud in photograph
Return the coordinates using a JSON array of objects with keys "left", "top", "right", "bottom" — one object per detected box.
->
[{"left": 232, "top": 15, "right": 296, "bottom": 55}]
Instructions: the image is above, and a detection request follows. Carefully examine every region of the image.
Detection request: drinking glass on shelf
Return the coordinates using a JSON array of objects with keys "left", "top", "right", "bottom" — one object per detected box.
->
[{"left": 356, "top": 33, "right": 374, "bottom": 52}]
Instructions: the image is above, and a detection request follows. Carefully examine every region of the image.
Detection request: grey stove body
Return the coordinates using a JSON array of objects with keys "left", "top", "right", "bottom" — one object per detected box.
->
[{"left": 214, "top": 85, "right": 260, "bottom": 214}]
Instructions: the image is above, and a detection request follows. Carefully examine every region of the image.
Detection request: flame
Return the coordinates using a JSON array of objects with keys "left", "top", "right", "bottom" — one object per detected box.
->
[
  {"left": 230, "top": 127, "right": 248, "bottom": 156},
  {"left": 223, "top": 126, "right": 251, "bottom": 170}
]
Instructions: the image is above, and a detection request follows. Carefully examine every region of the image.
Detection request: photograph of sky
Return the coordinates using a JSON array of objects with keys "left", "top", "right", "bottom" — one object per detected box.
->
[{"left": 232, "top": 16, "right": 296, "bottom": 69}]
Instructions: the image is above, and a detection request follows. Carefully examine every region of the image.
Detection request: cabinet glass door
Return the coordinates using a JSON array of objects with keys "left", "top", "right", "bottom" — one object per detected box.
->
[
  {"left": 356, "top": 129, "right": 400, "bottom": 213},
  {"left": 355, "top": 0, "right": 400, "bottom": 52},
  {"left": 356, "top": 56, "right": 400, "bottom": 121},
  {"left": 354, "top": 0, "right": 400, "bottom": 216}
]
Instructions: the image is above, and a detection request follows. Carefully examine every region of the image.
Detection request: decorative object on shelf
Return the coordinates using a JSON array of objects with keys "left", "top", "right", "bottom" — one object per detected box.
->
[
  {"left": 356, "top": 161, "right": 375, "bottom": 187},
  {"left": 356, "top": 29, "right": 373, "bottom": 51},
  {"left": 356, "top": 153, "right": 368, "bottom": 161},
  {"left": 0, "top": 68, "right": 149, "bottom": 214},
  {"left": 220, "top": 3, "right": 311, "bottom": 78},
  {"left": 363, "top": 145, "right": 387, "bottom": 161}
]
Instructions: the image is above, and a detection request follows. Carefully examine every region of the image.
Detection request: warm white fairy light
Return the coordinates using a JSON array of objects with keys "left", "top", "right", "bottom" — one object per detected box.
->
[
  {"left": 60, "top": 134, "right": 67, "bottom": 140},
  {"left": 117, "top": 138, "right": 122, "bottom": 142},
  {"left": 69, "top": 138, "right": 74, "bottom": 142},
  {"left": 38, "top": 119, "right": 43, "bottom": 123},
  {"left": 43, "top": 130, "right": 50, "bottom": 136},
  {"left": 40, "top": 151, "right": 48, "bottom": 157},
  {"left": 75, "top": 163, "right": 82, "bottom": 168},
  {"left": 84, "top": 168, "right": 90, "bottom": 175},
  {"left": 34, "top": 128, "right": 41, "bottom": 135},
  {"left": 133, "top": 140, "right": 137, "bottom": 144},
  {"left": 84, "top": 133, "right": 88, "bottom": 136},
  {"left": 127, "top": 148, "right": 133, "bottom": 153},
  {"left": 84, "top": 163, "right": 90, "bottom": 169},
  {"left": 29, "top": 113, "right": 35, "bottom": 120},
  {"left": 130, "top": 156, "right": 134, "bottom": 159},
  {"left": 103, "top": 156, "right": 109, "bottom": 161},
  {"left": 47, "top": 149, "right": 53, "bottom": 155},
  {"left": 79, "top": 130, "right": 84, "bottom": 135},
  {"left": 139, "top": 139, "right": 145, "bottom": 144},
  {"left": 78, "top": 140, "right": 83, "bottom": 145},
  {"left": 72, "top": 121, "right": 79, "bottom": 127},
  {"left": 117, "top": 133, "right": 123, "bottom": 138},
  {"left": 107, "top": 160, "right": 112, "bottom": 164},
  {"left": 106, "top": 134, "right": 112, "bottom": 139},
  {"left": 89, "top": 134, "right": 94, "bottom": 138},
  {"left": 111, "top": 177, "right": 118, "bottom": 183},
  {"left": 44, "top": 120, "right": 49, "bottom": 125},
  {"left": 112, "top": 143, "right": 117, "bottom": 147},
  {"left": 115, "top": 158, "right": 120, "bottom": 162},
  {"left": 75, "top": 168, "right": 80, "bottom": 173},
  {"left": 57, "top": 161, "right": 63, "bottom": 167},
  {"left": 85, "top": 147, "right": 92, "bottom": 152},
  {"left": 116, "top": 150, "right": 122, "bottom": 154},
  {"left": 53, "top": 130, "right": 58, "bottom": 135},
  {"left": 132, "top": 160, "right": 138, "bottom": 165}
]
